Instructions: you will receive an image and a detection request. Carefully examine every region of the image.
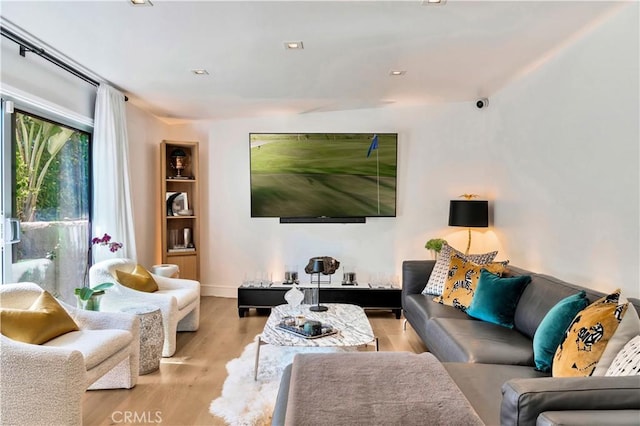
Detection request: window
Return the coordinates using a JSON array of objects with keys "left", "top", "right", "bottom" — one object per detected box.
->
[{"left": 4, "top": 108, "right": 91, "bottom": 300}]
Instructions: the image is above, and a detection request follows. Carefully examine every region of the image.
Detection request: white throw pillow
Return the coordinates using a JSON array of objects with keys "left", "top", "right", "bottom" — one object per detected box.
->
[
  {"left": 422, "top": 243, "right": 498, "bottom": 295},
  {"left": 593, "top": 303, "right": 640, "bottom": 376},
  {"left": 605, "top": 334, "right": 640, "bottom": 376}
]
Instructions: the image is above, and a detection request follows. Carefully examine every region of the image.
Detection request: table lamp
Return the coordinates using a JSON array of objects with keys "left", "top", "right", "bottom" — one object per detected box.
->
[
  {"left": 448, "top": 195, "right": 488, "bottom": 255},
  {"left": 308, "top": 258, "right": 328, "bottom": 312}
]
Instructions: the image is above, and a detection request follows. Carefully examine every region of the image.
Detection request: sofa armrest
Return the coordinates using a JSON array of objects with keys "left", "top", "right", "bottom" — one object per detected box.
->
[
  {"left": 62, "top": 301, "right": 139, "bottom": 333},
  {"left": 402, "top": 260, "right": 435, "bottom": 298},
  {"left": 501, "top": 376, "right": 640, "bottom": 426},
  {"left": 152, "top": 274, "right": 200, "bottom": 292},
  {"left": 536, "top": 410, "right": 640, "bottom": 426},
  {"left": 0, "top": 335, "right": 86, "bottom": 425}
]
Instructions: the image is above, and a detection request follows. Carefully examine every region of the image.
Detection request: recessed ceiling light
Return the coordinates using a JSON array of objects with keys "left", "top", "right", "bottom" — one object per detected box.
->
[
  {"left": 284, "top": 41, "right": 304, "bottom": 50},
  {"left": 390, "top": 70, "right": 406, "bottom": 76},
  {"left": 130, "top": 0, "right": 153, "bottom": 6},
  {"left": 191, "top": 69, "right": 209, "bottom": 76},
  {"left": 422, "top": 0, "right": 446, "bottom": 5}
]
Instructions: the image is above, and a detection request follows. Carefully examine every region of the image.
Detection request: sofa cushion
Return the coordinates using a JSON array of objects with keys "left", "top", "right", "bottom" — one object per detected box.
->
[
  {"left": 511, "top": 271, "right": 606, "bottom": 340},
  {"left": 422, "top": 243, "right": 497, "bottom": 295},
  {"left": 466, "top": 269, "right": 530, "bottom": 329},
  {"left": 425, "top": 317, "right": 534, "bottom": 365},
  {"left": 404, "top": 294, "right": 470, "bottom": 323},
  {"left": 0, "top": 291, "right": 79, "bottom": 344},
  {"left": 605, "top": 334, "right": 640, "bottom": 376},
  {"left": 533, "top": 290, "right": 589, "bottom": 372},
  {"left": 434, "top": 255, "right": 508, "bottom": 311},
  {"left": 553, "top": 290, "right": 626, "bottom": 377},
  {"left": 443, "top": 362, "right": 547, "bottom": 426},
  {"left": 43, "top": 329, "right": 133, "bottom": 370}
]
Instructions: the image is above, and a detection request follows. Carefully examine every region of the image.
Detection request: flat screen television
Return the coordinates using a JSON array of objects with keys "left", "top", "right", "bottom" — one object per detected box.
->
[{"left": 250, "top": 133, "right": 397, "bottom": 221}]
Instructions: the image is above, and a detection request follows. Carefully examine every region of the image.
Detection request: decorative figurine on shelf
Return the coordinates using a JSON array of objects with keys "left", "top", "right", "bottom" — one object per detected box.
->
[{"left": 170, "top": 148, "right": 188, "bottom": 178}]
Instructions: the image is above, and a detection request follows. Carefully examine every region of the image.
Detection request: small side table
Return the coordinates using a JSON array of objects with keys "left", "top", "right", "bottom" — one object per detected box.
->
[{"left": 121, "top": 304, "right": 164, "bottom": 375}]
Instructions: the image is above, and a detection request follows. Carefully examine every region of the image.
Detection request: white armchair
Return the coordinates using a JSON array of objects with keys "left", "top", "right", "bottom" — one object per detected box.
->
[
  {"left": 0, "top": 282, "right": 139, "bottom": 426},
  {"left": 90, "top": 258, "right": 200, "bottom": 357}
]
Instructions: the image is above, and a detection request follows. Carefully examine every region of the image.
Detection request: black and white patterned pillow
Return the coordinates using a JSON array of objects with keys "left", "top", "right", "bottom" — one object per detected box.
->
[
  {"left": 605, "top": 334, "right": 640, "bottom": 376},
  {"left": 422, "top": 243, "right": 498, "bottom": 295}
]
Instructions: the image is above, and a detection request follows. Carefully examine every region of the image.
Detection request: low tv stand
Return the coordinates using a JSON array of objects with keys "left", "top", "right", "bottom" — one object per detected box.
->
[{"left": 237, "top": 283, "right": 401, "bottom": 319}]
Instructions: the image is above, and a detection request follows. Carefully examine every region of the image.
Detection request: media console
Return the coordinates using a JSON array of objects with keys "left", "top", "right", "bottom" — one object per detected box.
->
[{"left": 237, "top": 283, "right": 402, "bottom": 319}]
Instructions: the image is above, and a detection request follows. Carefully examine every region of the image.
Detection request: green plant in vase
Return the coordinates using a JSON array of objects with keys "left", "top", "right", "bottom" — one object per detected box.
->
[
  {"left": 425, "top": 238, "right": 447, "bottom": 260},
  {"left": 74, "top": 283, "right": 113, "bottom": 311},
  {"left": 74, "top": 233, "right": 123, "bottom": 311}
]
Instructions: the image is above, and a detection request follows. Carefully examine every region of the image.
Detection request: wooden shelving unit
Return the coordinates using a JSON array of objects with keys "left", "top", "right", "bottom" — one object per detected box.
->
[{"left": 160, "top": 140, "right": 200, "bottom": 280}]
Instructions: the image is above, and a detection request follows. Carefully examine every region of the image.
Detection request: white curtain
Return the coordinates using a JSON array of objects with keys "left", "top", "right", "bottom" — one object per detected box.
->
[{"left": 92, "top": 84, "right": 137, "bottom": 262}]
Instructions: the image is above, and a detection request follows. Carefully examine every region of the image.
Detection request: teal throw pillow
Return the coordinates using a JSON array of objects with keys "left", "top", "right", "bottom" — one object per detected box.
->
[
  {"left": 532, "top": 291, "right": 589, "bottom": 372},
  {"left": 466, "top": 269, "right": 531, "bottom": 329}
]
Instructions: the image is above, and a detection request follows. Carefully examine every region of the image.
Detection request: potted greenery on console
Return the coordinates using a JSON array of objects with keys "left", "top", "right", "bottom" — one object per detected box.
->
[
  {"left": 74, "top": 233, "right": 123, "bottom": 311},
  {"left": 425, "top": 238, "right": 447, "bottom": 260}
]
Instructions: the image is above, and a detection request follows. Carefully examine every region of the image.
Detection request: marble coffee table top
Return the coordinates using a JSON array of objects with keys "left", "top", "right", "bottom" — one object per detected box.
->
[{"left": 261, "top": 303, "right": 375, "bottom": 347}]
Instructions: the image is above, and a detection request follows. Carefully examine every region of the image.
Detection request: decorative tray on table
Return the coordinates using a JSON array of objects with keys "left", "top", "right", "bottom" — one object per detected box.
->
[{"left": 277, "top": 316, "right": 338, "bottom": 339}]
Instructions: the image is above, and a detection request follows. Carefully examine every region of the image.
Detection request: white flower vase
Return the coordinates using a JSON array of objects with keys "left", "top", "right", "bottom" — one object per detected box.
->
[{"left": 284, "top": 285, "right": 304, "bottom": 308}]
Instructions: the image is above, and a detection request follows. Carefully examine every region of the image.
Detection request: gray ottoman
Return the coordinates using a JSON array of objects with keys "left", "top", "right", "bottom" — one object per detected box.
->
[
  {"left": 121, "top": 304, "right": 164, "bottom": 375},
  {"left": 274, "top": 352, "right": 482, "bottom": 425}
]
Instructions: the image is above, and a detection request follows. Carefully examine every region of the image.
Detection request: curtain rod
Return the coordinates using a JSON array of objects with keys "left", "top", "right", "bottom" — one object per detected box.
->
[{"left": 1, "top": 26, "right": 128, "bottom": 102}]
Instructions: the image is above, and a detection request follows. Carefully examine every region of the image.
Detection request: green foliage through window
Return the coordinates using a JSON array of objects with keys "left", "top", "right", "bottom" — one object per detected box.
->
[{"left": 14, "top": 111, "right": 90, "bottom": 222}]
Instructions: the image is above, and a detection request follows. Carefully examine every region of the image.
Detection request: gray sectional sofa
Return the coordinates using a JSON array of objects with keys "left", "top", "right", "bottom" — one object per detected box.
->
[
  {"left": 402, "top": 260, "right": 640, "bottom": 425},
  {"left": 273, "top": 260, "right": 640, "bottom": 425}
]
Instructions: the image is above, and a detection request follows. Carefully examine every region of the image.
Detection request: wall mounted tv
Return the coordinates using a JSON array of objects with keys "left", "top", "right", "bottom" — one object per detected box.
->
[{"left": 250, "top": 133, "right": 397, "bottom": 222}]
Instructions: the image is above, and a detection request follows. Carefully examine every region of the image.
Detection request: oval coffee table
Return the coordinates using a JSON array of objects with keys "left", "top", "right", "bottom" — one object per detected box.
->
[{"left": 255, "top": 303, "right": 377, "bottom": 380}]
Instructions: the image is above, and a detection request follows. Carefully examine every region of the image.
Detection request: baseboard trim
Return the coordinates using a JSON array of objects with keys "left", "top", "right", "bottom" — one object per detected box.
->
[{"left": 201, "top": 284, "right": 237, "bottom": 298}]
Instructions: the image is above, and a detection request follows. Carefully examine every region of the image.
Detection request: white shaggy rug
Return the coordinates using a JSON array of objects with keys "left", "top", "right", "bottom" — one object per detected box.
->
[{"left": 210, "top": 336, "right": 351, "bottom": 426}]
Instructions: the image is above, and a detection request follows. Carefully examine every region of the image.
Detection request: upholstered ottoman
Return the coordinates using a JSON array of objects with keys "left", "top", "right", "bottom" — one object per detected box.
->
[
  {"left": 273, "top": 352, "right": 482, "bottom": 425},
  {"left": 121, "top": 305, "right": 164, "bottom": 375}
]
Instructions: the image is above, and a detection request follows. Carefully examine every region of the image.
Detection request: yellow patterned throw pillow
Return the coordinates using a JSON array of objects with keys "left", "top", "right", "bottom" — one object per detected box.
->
[
  {"left": 422, "top": 243, "right": 498, "bottom": 295},
  {"left": 434, "top": 254, "right": 508, "bottom": 312},
  {"left": 553, "top": 290, "right": 628, "bottom": 377},
  {"left": 0, "top": 290, "right": 79, "bottom": 344},
  {"left": 116, "top": 264, "right": 159, "bottom": 292}
]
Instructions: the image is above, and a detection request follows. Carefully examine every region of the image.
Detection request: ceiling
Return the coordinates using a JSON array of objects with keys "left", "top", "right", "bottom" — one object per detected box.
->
[{"left": 0, "top": 1, "right": 625, "bottom": 123}]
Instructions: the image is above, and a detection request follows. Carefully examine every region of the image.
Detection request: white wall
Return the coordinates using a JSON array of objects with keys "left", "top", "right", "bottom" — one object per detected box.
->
[
  {"left": 125, "top": 103, "right": 170, "bottom": 268},
  {"left": 168, "top": 3, "right": 638, "bottom": 299},
  {"left": 176, "top": 104, "right": 510, "bottom": 298},
  {"left": 488, "top": 3, "right": 639, "bottom": 297}
]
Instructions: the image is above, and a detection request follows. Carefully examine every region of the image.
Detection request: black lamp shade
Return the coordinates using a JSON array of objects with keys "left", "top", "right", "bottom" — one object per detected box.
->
[
  {"left": 448, "top": 200, "right": 488, "bottom": 228},
  {"left": 311, "top": 259, "right": 324, "bottom": 274}
]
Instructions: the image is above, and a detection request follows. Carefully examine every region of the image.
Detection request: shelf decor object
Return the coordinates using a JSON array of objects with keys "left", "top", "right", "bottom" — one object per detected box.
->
[
  {"left": 160, "top": 141, "right": 200, "bottom": 280},
  {"left": 448, "top": 194, "right": 489, "bottom": 255},
  {"left": 170, "top": 148, "right": 188, "bottom": 178}
]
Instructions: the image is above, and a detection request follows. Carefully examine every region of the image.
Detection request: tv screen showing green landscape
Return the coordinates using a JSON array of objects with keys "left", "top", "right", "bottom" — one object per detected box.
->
[{"left": 250, "top": 133, "right": 397, "bottom": 218}]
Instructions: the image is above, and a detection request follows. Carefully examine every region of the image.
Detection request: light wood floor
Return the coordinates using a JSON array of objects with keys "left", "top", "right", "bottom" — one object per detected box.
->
[{"left": 82, "top": 297, "right": 426, "bottom": 425}]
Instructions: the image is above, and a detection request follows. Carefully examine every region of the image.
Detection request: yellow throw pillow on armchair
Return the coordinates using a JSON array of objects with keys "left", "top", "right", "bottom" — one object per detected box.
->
[
  {"left": 434, "top": 254, "right": 508, "bottom": 312},
  {"left": 553, "top": 290, "right": 627, "bottom": 377},
  {"left": 0, "top": 290, "right": 79, "bottom": 344},
  {"left": 115, "top": 264, "right": 159, "bottom": 293}
]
